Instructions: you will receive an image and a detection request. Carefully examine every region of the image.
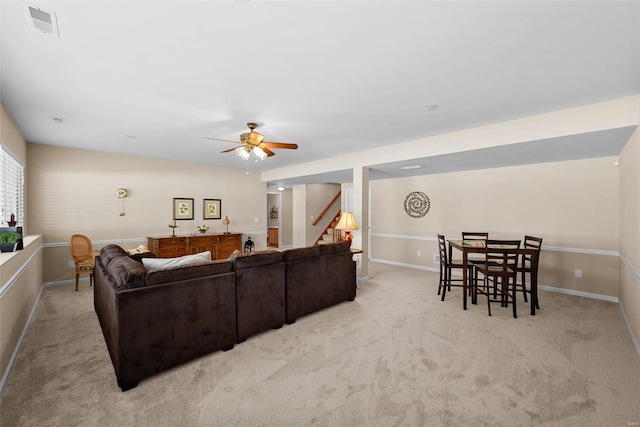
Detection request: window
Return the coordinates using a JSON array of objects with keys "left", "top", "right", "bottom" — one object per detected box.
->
[{"left": 0, "top": 144, "right": 24, "bottom": 228}]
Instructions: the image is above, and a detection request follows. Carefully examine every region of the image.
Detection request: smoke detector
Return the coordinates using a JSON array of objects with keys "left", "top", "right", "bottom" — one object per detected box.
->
[{"left": 24, "top": 3, "right": 60, "bottom": 37}]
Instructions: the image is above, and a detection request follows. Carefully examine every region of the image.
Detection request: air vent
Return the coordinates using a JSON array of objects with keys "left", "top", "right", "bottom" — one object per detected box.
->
[{"left": 24, "top": 4, "right": 59, "bottom": 36}]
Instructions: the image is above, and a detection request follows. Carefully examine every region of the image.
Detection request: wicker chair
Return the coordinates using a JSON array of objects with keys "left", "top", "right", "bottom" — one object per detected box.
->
[{"left": 69, "top": 234, "right": 96, "bottom": 291}]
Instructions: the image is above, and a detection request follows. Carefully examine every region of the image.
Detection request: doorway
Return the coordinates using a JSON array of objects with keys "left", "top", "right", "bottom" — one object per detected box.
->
[{"left": 267, "top": 192, "right": 281, "bottom": 248}]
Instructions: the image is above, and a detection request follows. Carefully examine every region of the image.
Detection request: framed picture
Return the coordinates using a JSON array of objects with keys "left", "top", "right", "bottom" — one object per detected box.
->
[
  {"left": 173, "top": 198, "right": 194, "bottom": 220},
  {"left": 203, "top": 199, "right": 222, "bottom": 220}
]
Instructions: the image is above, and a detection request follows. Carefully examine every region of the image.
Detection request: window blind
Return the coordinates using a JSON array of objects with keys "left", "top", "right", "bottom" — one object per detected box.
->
[{"left": 0, "top": 144, "right": 24, "bottom": 227}]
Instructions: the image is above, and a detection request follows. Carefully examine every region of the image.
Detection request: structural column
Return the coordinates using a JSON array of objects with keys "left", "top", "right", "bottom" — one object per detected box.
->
[
  {"left": 352, "top": 166, "right": 369, "bottom": 280},
  {"left": 292, "top": 184, "right": 307, "bottom": 249}
]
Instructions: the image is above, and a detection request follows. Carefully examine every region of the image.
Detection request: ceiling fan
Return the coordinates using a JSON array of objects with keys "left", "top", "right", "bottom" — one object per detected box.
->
[{"left": 206, "top": 122, "right": 298, "bottom": 160}]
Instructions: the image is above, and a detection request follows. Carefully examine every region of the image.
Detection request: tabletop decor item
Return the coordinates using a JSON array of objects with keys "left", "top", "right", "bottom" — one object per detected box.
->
[
  {"left": 404, "top": 191, "right": 431, "bottom": 218},
  {"left": 169, "top": 220, "right": 178, "bottom": 236},
  {"left": 244, "top": 236, "right": 255, "bottom": 253},
  {"left": 197, "top": 224, "right": 209, "bottom": 233},
  {"left": 334, "top": 212, "right": 359, "bottom": 247}
]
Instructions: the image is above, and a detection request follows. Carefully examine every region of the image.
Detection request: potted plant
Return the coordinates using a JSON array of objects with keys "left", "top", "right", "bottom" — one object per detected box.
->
[{"left": 0, "top": 231, "right": 21, "bottom": 253}]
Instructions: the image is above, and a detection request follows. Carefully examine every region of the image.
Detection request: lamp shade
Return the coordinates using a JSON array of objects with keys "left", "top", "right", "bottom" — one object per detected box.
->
[
  {"left": 253, "top": 146, "right": 267, "bottom": 160},
  {"left": 335, "top": 212, "right": 358, "bottom": 230},
  {"left": 235, "top": 146, "right": 250, "bottom": 160}
]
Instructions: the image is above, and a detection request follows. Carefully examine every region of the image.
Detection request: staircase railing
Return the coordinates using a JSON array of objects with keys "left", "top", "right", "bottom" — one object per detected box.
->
[
  {"left": 312, "top": 191, "right": 341, "bottom": 226},
  {"left": 314, "top": 210, "right": 342, "bottom": 245}
]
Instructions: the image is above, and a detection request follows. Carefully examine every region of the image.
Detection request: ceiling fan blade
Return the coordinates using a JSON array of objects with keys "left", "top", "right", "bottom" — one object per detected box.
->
[
  {"left": 262, "top": 142, "right": 298, "bottom": 150},
  {"left": 205, "top": 137, "right": 240, "bottom": 144},
  {"left": 262, "top": 146, "right": 276, "bottom": 157},
  {"left": 220, "top": 147, "right": 238, "bottom": 153}
]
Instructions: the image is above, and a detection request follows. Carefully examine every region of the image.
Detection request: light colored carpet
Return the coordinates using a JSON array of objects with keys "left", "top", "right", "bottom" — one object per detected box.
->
[{"left": 1, "top": 262, "right": 639, "bottom": 427}]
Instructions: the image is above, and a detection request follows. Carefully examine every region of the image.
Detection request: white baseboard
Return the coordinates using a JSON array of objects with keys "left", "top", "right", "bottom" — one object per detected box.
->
[
  {"left": 619, "top": 301, "right": 640, "bottom": 361},
  {"left": 44, "top": 279, "right": 88, "bottom": 288}
]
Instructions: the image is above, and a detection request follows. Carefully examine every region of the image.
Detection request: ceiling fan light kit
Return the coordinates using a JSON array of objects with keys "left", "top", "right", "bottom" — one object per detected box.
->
[
  {"left": 235, "top": 146, "right": 251, "bottom": 160},
  {"left": 253, "top": 146, "right": 268, "bottom": 160}
]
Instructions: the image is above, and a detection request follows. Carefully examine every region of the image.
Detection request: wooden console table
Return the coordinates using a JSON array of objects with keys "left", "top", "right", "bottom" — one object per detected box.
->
[{"left": 147, "top": 233, "right": 242, "bottom": 260}]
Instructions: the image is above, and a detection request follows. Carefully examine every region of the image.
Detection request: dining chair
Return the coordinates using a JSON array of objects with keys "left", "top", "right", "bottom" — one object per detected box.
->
[
  {"left": 437, "top": 234, "right": 472, "bottom": 301},
  {"left": 69, "top": 234, "right": 96, "bottom": 291},
  {"left": 516, "top": 235, "right": 543, "bottom": 309},
  {"left": 461, "top": 232, "right": 489, "bottom": 264},
  {"left": 472, "top": 239, "right": 521, "bottom": 318}
]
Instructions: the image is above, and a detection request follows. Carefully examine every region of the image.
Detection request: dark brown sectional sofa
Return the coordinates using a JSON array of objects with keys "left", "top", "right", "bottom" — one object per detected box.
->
[{"left": 94, "top": 241, "right": 356, "bottom": 391}]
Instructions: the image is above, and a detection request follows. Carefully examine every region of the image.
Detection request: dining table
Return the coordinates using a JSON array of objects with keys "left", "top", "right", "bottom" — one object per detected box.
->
[{"left": 447, "top": 239, "right": 541, "bottom": 315}]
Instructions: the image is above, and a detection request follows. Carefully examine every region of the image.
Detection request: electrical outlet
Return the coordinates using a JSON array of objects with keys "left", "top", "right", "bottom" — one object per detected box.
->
[
  {"left": 416, "top": 251, "right": 421, "bottom": 257},
  {"left": 575, "top": 269, "right": 582, "bottom": 278},
  {"left": 434, "top": 254, "right": 440, "bottom": 264},
  {"left": 254, "top": 217, "right": 259, "bottom": 222},
  {"left": 68, "top": 261, "right": 74, "bottom": 269}
]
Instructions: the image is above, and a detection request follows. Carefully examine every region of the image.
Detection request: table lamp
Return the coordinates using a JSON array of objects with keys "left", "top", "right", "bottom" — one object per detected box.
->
[
  {"left": 223, "top": 216, "right": 230, "bottom": 234},
  {"left": 334, "top": 212, "right": 358, "bottom": 247}
]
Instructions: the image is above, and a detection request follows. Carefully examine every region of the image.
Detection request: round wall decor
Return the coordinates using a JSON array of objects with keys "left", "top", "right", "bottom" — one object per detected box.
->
[{"left": 404, "top": 191, "right": 431, "bottom": 218}]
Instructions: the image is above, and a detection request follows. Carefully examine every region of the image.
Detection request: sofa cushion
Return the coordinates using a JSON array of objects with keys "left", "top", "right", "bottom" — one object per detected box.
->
[
  {"left": 318, "top": 241, "right": 351, "bottom": 255},
  {"left": 145, "top": 260, "right": 233, "bottom": 286},
  {"left": 282, "top": 245, "right": 321, "bottom": 262},
  {"left": 142, "top": 251, "right": 211, "bottom": 270},
  {"left": 107, "top": 256, "right": 146, "bottom": 290},
  {"left": 232, "top": 250, "right": 283, "bottom": 270},
  {"left": 99, "top": 244, "right": 128, "bottom": 268}
]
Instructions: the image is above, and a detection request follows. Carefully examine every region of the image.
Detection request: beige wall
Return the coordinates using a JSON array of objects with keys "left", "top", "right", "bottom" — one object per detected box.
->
[
  {"left": 370, "top": 157, "right": 621, "bottom": 297},
  {"left": 0, "top": 104, "right": 42, "bottom": 387},
  {"left": 0, "top": 104, "right": 26, "bottom": 163},
  {"left": 27, "top": 144, "right": 268, "bottom": 284},
  {"left": 1, "top": 104, "right": 28, "bottom": 232},
  {"left": 619, "top": 124, "right": 640, "bottom": 351}
]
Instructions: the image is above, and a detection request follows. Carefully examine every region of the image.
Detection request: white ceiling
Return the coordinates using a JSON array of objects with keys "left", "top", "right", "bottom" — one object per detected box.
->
[{"left": 1, "top": 1, "right": 638, "bottom": 186}]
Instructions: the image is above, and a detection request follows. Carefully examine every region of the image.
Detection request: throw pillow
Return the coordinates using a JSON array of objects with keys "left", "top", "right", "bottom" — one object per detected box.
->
[
  {"left": 142, "top": 251, "right": 211, "bottom": 270},
  {"left": 127, "top": 245, "right": 150, "bottom": 255}
]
